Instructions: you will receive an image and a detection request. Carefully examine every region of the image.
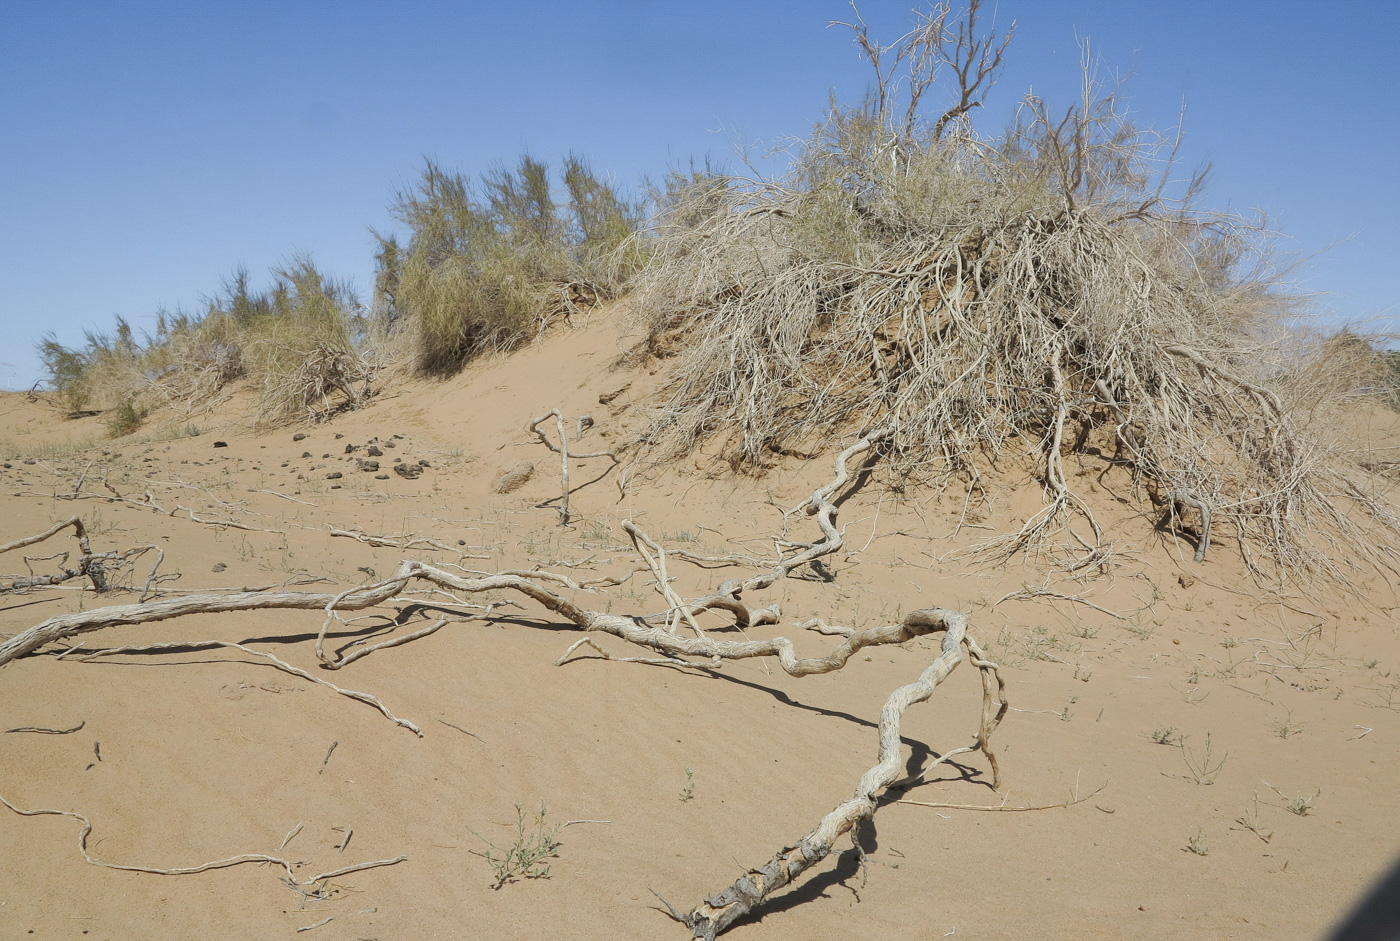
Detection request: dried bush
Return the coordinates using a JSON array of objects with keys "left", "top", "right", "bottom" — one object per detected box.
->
[{"left": 629, "top": 2, "right": 1399, "bottom": 580}]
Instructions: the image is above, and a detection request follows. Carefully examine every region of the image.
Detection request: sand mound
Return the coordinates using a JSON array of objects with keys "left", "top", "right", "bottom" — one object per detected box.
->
[{"left": 3, "top": 305, "right": 1399, "bottom": 940}]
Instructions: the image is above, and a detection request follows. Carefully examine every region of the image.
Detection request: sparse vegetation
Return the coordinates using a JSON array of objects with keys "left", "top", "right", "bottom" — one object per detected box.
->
[
  {"left": 1233, "top": 794, "right": 1273, "bottom": 843},
  {"left": 471, "top": 802, "right": 564, "bottom": 889},
  {"left": 1269, "top": 709, "right": 1304, "bottom": 739},
  {"left": 1147, "top": 726, "right": 1180, "bottom": 746},
  {"left": 1184, "top": 827, "right": 1210, "bottom": 856},
  {"left": 679, "top": 767, "right": 696, "bottom": 802},
  {"left": 1266, "top": 783, "right": 1319, "bottom": 816},
  {"left": 103, "top": 401, "right": 147, "bottom": 438},
  {"left": 1179, "top": 733, "right": 1227, "bottom": 785}
]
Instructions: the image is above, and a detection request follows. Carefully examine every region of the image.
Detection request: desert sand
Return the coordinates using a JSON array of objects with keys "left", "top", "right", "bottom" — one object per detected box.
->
[{"left": 3, "top": 305, "right": 1399, "bottom": 940}]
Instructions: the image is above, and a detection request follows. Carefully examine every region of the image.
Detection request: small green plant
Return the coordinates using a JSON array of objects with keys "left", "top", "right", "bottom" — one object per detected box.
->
[
  {"left": 1221, "top": 636, "right": 1240, "bottom": 649},
  {"left": 1269, "top": 709, "right": 1304, "bottom": 739},
  {"left": 104, "top": 401, "right": 148, "bottom": 438},
  {"left": 1184, "top": 827, "right": 1210, "bottom": 856},
  {"left": 679, "top": 767, "right": 695, "bottom": 802},
  {"left": 1147, "top": 726, "right": 1180, "bottom": 746},
  {"left": 471, "top": 802, "right": 563, "bottom": 889},
  {"left": 1124, "top": 618, "right": 1155, "bottom": 640},
  {"left": 1179, "top": 733, "right": 1227, "bottom": 785},
  {"left": 1265, "top": 782, "right": 1319, "bottom": 817},
  {"left": 1232, "top": 794, "right": 1273, "bottom": 843}
]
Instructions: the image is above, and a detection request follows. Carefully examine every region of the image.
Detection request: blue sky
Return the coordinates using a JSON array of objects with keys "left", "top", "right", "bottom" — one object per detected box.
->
[{"left": 2, "top": 1, "right": 1396, "bottom": 390}]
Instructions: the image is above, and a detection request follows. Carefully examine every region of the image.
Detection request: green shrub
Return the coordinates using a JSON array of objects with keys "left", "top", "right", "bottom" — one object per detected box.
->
[
  {"left": 104, "top": 400, "right": 148, "bottom": 438},
  {"left": 387, "top": 154, "right": 642, "bottom": 376},
  {"left": 37, "top": 258, "right": 373, "bottom": 428}
]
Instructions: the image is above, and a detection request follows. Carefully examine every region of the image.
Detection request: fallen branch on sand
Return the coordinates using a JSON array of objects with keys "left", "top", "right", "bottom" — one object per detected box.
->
[
  {"left": 1, "top": 516, "right": 112, "bottom": 593},
  {"left": 0, "top": 790, "right": 405, "bottom": 888},
  {"left": 0, "top": 427, "right": 1007, "bottom": 938},
  {"left": 527, "top": 408, "right": 619, "bottom": 526}
]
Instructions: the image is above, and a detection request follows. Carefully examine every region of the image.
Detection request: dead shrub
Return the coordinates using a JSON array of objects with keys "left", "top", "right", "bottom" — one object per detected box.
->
[{"left": 630, "top": 1, "right": 1398, "bottom": 580}]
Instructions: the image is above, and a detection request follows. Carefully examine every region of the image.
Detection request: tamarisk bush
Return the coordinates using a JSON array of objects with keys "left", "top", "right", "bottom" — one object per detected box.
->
[{"left": 631, "top": 1, "right": 1398, "bottom": 579}]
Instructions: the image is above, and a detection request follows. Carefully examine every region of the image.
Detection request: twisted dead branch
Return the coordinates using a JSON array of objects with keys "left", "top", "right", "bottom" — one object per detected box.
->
[
  {"left": 672, "top": 608, "right": 1004, "bottom": 939},
  {"left": 1, "top": 516, "right": 110, "bottom": 593},
  {"left": 527, "top": 408, "right": 619, "bottom": 526},
  {"left": 0, "top": 427, "right": 1005, "bottom": 937}
]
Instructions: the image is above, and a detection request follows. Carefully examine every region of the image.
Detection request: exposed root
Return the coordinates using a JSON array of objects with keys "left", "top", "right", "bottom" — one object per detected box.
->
[
  {"left": 0, "top": 790, "right": 405, "bottom": 887},
  {"left": 1168, "top": 489, "right": 1213, "bottom": 563},
  {"left": 0, "top": 425, "right": 1006, "bottom": 937},
  {"left": 897, "top": 780, "right": 1107, "bottom": 812},
  {"left": 681, "top": 609, "right": 1005, "bottom": 939},
  {"left": 328, "top": 527, "right": 488, "bottom": 556},
  {"left": 79, "top": 640, "right": 423, "bottom": 735}
]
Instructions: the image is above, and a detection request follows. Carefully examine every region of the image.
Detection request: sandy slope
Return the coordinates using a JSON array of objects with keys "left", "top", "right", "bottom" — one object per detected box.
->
[{"left": 2, "top": 306, "right": 1399, "bottom": 940}]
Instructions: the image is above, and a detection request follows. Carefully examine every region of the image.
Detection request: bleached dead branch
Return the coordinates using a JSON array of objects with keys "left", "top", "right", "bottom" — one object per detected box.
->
[
  {"left": 527, "top": 408, "right": 620, "bottom": 526},
  {"left": 0, "top": 426, "right": 1006, "bottom": 938}
]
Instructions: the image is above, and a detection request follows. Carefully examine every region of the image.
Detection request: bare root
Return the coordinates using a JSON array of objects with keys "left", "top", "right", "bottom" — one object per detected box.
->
[{"left": 0, "top": 427, "right": 1005, "bottom": 937}]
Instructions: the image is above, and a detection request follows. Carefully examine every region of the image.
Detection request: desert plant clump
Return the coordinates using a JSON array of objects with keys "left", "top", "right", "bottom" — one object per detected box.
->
[
  {"left": 471, "top": 802, "right": 564, "bottom": 889},
  {"left": 103, "top": 401, "right": 148, "bottom": 438},
  {"left": 36, "top": 258, "right": 376, "bottom": 429},
  {"left": 385, "top": 153, "right": 642, "bottom": 375},
  {"left": 240, "top": 259, "right": 377, "bottom": 427},
  {"left": 629, "top": 0, "right": 1399, "bottom": 579}
]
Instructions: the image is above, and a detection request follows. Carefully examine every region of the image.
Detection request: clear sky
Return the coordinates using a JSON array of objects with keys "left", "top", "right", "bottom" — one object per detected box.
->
[{"left": 2, "top": 1, "right": 1396, "bottom": 390}]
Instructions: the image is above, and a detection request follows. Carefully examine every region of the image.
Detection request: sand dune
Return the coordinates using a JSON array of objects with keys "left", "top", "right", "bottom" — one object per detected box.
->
[{"left": 3, "top": 306, "right": 1398, "bottom": 940}]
